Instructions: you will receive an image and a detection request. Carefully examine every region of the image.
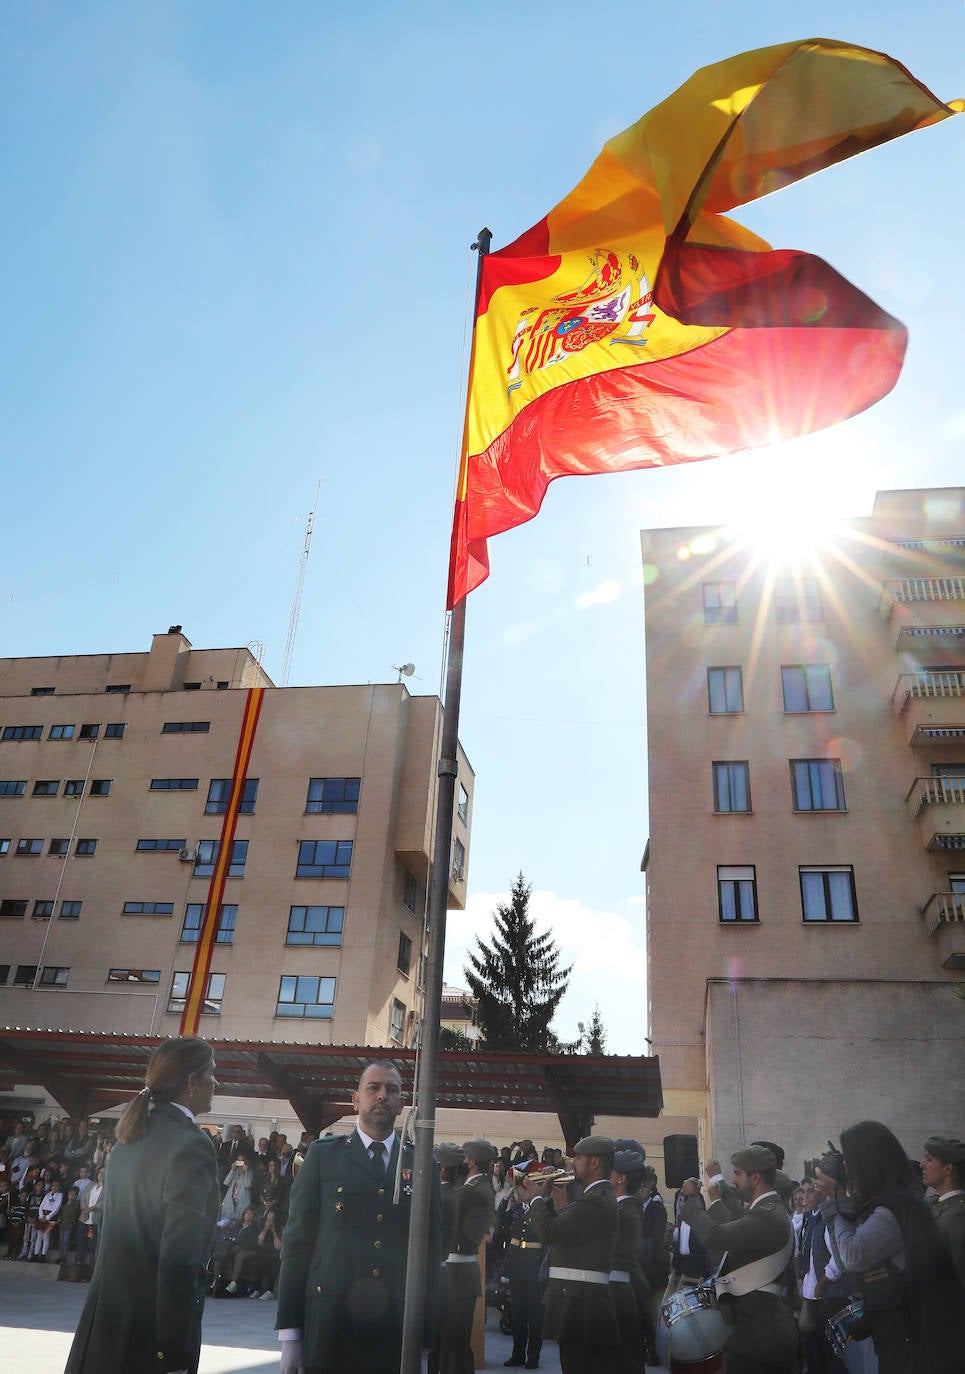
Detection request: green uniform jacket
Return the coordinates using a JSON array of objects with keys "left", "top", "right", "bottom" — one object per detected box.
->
[
  {"left": 529, "top": 1181, "right": 619, "bottom": 1348},
  {"left": 65, "top": 1102, "right": 220, "bottom": 1374},
  {"left": 448, "top": 1173, "right": 494, "bottom": 1300},
  {"left": 683, "top": 1193, "right": 798, "bottom": 1367},
  {"left": 276, "top": 1130, "right": 442, "bottom": 1370},
  {"left": 933, "top": 1193, "right": 965, "bottom": 1291}
]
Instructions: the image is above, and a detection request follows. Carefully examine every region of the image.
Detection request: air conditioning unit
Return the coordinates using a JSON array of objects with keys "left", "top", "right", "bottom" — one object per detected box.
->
[
  {"left": 178, "top": 847, "right": 198, "bottom": 863},
  {"left": 451, "top": 864, "right": 465, "bottom": 883}
]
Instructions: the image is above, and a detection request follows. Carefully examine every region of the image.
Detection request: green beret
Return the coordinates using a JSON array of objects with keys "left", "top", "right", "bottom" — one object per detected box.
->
[
  {"left": 462, "top": 1138, "right": 498, "bottom": 1164},
  {"left": 435, "top": 1141, "right": 465, "bottom": 1168},
  {"left": 732, "top": 1145, "right": 776, "bottom": 1174},
  {"left": 924, "top": 1136, "right": 965, "bottom": 1166},
  {"left": 573, "top": 1135, "right": 615, "bottom": 1158}
]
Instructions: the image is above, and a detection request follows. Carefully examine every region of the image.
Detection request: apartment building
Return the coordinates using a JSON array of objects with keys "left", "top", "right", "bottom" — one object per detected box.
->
[
  {"left": 0, "top": 629, "right": 473, "bottom": 1077},
  {"left": 642, "top": 488, "right": 964, "bottom": 1174}
]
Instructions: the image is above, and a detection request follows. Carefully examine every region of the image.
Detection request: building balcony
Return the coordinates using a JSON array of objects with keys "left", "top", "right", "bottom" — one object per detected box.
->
[
  {"left": 921, "top": 891, "right": 965, "bottom": 970},
  {"left": 893, "top": 623, "right": 965, "bottom": 652},
  {"left": 906, "top": 775, "right": 965, "bottom": 850},
  {"left": 879, "top": 576, "right": 965, "bottom": 621},
  {"left": 892, "top": 671, "right": 965, "bottom": 744}
]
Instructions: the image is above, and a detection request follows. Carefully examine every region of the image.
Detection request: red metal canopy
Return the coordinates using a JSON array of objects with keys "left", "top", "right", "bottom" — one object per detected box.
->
[{"left": 0, "top": 1029, "right": 662, "bottom": 1147}]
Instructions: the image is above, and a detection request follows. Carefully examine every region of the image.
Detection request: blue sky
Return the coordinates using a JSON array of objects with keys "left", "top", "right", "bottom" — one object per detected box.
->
[{"left": 2, "top": 4, "right": 962, "bottom": 1051}]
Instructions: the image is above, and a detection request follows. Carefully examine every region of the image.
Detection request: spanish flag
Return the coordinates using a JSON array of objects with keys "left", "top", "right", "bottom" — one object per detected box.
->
[{"left": 447, "top": 38, "right": 961, "bottom": 607}]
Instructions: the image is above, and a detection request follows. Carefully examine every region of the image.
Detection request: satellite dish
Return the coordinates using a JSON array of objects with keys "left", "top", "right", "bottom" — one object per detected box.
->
[{"left": 393, "top": 662, "right": 416, "bottom": 682}]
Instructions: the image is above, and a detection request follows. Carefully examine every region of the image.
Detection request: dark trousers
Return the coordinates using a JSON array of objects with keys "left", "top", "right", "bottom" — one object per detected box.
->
[
  {"left": 509, "top": 1276, "right": 544, "bottom": 1364},
  {"left": 725, "top": 1354, "right": 797, "bottom": 1374},
  {"left": 867, "top": 1306, "right": 913, "bottom": 1374},
  {"left": 438, "top": 1295, "right": 476, "bottom": 1374},
  {"left": 559, "top": 1344, "right": 613, "bottom": 1374}
]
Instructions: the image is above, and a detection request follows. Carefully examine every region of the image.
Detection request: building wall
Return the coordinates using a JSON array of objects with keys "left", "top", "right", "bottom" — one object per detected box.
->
[
  {"left": 0, "top": 631, "right": 473, "bottom": 1058},
  {"left": 642, "top": 487, "right": 965, "bottom": 1158}
]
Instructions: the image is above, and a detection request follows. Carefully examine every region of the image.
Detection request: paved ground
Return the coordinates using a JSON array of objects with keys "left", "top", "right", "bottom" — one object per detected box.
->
[{"left": 0, "top": 1266, "right": 670, "bottom": 1373}]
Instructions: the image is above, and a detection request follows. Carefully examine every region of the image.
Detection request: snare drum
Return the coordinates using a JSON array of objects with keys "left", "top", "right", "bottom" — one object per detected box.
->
[
  {"left": 658, "top": 1284, "right": 728, "bottom": 1371},
  {"left": 827, "top": 1300, "right": 865, "bottom": 1361}
]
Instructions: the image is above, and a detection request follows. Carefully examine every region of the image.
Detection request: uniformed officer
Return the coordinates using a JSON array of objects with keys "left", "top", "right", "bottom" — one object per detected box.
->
[
  {"left": 436, "top": 1138, "right": 497, "bottom": 1374},
  {"left": 681, "top": 1145, "right": 798, "bottom": 1374},
  {"left": 520, "top": 1134, "right": 619, "bottom": 1374},
  {"left": 275, "top": 1059, "right": 442, "bottom": 1374},
  {"left": 500, "top": 1162, "right": 548, "bottom": 1369},
  {"left": 923, "top": 1134, "right": 965, "bottom": 1288},
  {"left": 609, "top": 1139, "right": 650, "bottom": 1374},
  {"left": 430, "top": 1143, "right": 468, "bottom": 1374}
]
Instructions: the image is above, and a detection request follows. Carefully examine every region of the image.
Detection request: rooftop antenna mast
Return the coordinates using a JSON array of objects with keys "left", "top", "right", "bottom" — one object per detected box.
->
[{"left": 281, "top": 478, "right": 322, "bottom": 687}]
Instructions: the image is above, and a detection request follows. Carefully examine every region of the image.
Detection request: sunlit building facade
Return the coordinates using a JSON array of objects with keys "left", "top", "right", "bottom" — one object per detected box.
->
[
  {"left": 642, "top": 488, "right": 965, "bottom": 1175},
  {"left": 0, "top": 628, "right": 473, "bottom": 1126}
]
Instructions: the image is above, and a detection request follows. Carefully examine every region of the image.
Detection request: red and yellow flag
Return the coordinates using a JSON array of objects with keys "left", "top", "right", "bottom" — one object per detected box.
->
[{"left": 447, "top": 38, "right": 961, "bottom": 606}]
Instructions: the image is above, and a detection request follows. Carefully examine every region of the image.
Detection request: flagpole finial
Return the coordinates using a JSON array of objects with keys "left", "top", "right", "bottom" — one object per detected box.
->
[{"left": 472, "top": 228, "right": 492, "bottom": 252}]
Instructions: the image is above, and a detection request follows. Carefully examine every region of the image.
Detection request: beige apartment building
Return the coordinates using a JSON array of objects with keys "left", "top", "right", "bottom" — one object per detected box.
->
[
  {"left": 642, "top": 487, "right": 964, "bottom": 1177},
  {"left": 0, "top": 628, "right": 473, "bottom": 1129}
]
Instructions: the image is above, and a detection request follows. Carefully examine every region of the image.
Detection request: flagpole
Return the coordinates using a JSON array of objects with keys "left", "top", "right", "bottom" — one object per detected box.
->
[{"left": 400, "top": 225, "right": 491, "bottom": 1374}]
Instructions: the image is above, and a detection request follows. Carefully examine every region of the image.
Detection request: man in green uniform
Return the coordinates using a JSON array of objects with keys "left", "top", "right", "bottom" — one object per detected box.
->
[
  {"left": 436, "top": 1138, "right": 496, "bottom": 1374},
  {"left": 923, "top": 1134, "right": 965, "bottom": 1288},
  {"left": 680, "top": 1145, "right": 797, "bottom": 1374}
]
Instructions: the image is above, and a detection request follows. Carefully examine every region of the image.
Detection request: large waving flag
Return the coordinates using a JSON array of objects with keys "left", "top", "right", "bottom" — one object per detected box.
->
[{"left": 447, "top": 38, "right": 961, "bottom": 606}]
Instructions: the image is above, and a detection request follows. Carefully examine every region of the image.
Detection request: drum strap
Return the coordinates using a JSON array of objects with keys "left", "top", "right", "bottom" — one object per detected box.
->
[
  {"left": 548, "top": 1266, "right": 611, "bottom": 1285},
  {"left": 715, "top": 1234, "right": 794, "bottom": 1300}
]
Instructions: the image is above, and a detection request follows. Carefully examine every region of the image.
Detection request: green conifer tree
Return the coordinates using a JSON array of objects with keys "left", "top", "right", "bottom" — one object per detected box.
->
[{"left": 463, "top": 872, "right": 571, "bottom": 1053}]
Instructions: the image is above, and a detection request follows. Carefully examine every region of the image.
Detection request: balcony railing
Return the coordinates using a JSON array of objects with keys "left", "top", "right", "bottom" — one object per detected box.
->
[
  {"left": 879, "top": 576, "right": 965, "bottom": 619},
  {"left": 893, "top": 670, "right": 965, "bottom": 715},
  {"left": 922, "top": 890, "right": 965, "bottom": 932},
  {"left": 906, "top": 774, "right": 965, "bottom": 819}
]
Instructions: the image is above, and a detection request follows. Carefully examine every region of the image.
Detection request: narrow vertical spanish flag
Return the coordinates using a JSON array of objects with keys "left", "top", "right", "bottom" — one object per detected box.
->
[
  {"left": 179, "top": 687, "right": 264, "bottom": 1035},
  {"left": 447, "top": 38, "right": 961, "bottom": 607}
]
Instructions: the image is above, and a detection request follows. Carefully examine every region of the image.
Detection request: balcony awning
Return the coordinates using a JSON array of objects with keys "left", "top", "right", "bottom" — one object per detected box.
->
[{"left": 0, "top": 1029, "right": 663, "bottom": 1147}]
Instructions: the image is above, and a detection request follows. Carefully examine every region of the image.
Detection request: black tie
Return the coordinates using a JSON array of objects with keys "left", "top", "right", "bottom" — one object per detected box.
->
[{"left": 369, "top": 1142, "right": 386, "bottom": 1177}]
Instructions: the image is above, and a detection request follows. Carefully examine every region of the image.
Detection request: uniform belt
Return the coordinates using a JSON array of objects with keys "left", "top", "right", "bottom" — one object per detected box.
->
[
  {"left": 548, "top": 1266, "right": 610, "bottom": 1285},
  {"left": 510, "top": 1239, "right": 542, "bottom": 1249},
  {"left": 609, "top": 1270, "right": 631, "bottom": 1283},
  {"left": 447, "top": 1253, "right": 479, "bottom": 1263}
]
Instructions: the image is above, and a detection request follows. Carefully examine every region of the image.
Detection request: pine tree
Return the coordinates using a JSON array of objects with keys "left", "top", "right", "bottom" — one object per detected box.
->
[
  {"left": 463, "top": 872, "right": 572, "bottom": 1053},
  {"left": 578, "top": 1004, "right": 607, "bottom": 1054}
]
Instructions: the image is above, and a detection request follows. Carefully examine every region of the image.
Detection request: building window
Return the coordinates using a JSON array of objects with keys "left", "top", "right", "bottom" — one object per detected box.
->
[
  {"left": 703, "top": 582, "right": 738, "bottom": 624},
  {"left": 161, "top": 720, "right": 210, "bottom": 734},
  {"left": 389, "top": 997, "right": 406, "bottom": 1043},
  {"left": 0, "top": 838, "right": 10, "bottom": 855},
  {"left": 275, "top": 975, "right": 336, "bottom": 1019},
  {"left": 774, "top": 577, "right": 823, "bottom": 623},
  {"left": 105, "top": 684, "right": 131, "bottom": 694},
  {"left": 707, "top": 666, "right": 744, "bottom": 714},
  {"left": 457, "top": 785, "right": 469, "bottom": 824},
  {"left": 402, "top": 869, "right": 417, "bottom": 913},
  {"left": 31, "top": 687, "right": 55, "bottom": 697},
  {"left": 150, "top": 777, "right": 199, "bottom": 791},
  {"left": 136, "top": 838, "right": 187, "bottom": 852},
  {"left": 167, "top": 971, "right": 225, "bottom": 1014},
  {"left": 32, "top": 901, "right": 54, "bottom": 920},
  {"left": 286, "top": 905, "right": 344, "bottom": 946},
  {"left": 0, "top": 780, "right": 26, "bottom": 797},
  {"left": 108, "top": 968, "right": 160, "bottom": 983},
  {"left": 790, "top": 759, "right": 846, "bottom": 812},
  {"left": 2, "top": 725, "right": 43, "bottom": 741},
  {"left": 104, "top": 722, "right": 126, "bottom": 739},
  {"left": 16, "top": 838, "right": 43, "bottom": 856},
  {"left": 48, "top": 724, "right": 75, "bottom": 740},
  {"left": 79, "top": 724, "right": 99, "bottom": 740},
  {"left": 74, "top": 838, "right": 97, "bottom": 856},
  {"left": 0, "top": 965, "right": 8, "bottom": 984},
  {"left": 39, "top": 966, "right": 69, "bottom": 986},
  {"left": 205, "top": 778, "right": 258, "bottom": 815},
  {"left": 713, "top": 762, "right": 751, "bottom": 813},
  {"left": 183, "top": 682, "right": 201, "bottom": 691},
  {"left": 717, "top": 865, "right": 758, "bottom": 922},
  {"left": 452, "top": 838, "right": 466, "bottom": 879},
  {"left": 64, "top": 779, "right": 85, "bottom": 797},
  {"left": 305, "top": 777, "right": 361, "bottom": 814},
  {"left": 90, "top": 779, "right": 112, "bottom": 796},
  {"left": 397, "top": 931, "right": 412, "bottom": 977},
  {"left": 59, "top": 900, "right": 82, "bottom": 919},
  {"left": 49, "top": 838, "right": 70, "bottom": 856},
  {"left": 781, "top": 664, "right": 834, "bottom": 712},
  {"left": 194, "top": 839, "right": 248, "bottom": 878},
  {"left": 32, "top": 780, "right": 60, "bottom": 797},
  {"left": 296, "top": 840, "right": 353, "bottom": 879},
  {"left": 1, "top": 900, "right": 28, "bottom": 918},
  {"left": 14, "top": 965, "right": 38, "bottom": 984},
  {"left": 122, "top": 901, "right": 174, "bottom": 915},
  {"left": 800, "top": 867, "right": 857, "bottom": 922},
  {"left": 179, "top": 903, "right": 237, "bottom": 944}
]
